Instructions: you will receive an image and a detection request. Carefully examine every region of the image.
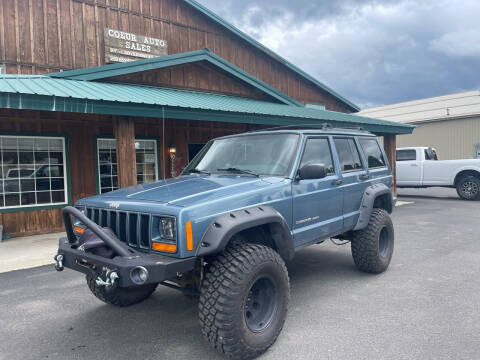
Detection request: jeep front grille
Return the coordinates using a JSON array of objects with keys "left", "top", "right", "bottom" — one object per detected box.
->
[{"left": 85, "top": 207, "right": 152, "bottom": 249}]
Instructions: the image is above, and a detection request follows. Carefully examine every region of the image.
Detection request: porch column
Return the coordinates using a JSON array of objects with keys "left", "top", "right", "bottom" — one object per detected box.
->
[
  {"left": 114, "top": 117, "right": 137, "bottom": 188},
  {"left": 383, "top": 134, "right": 397, "bottom": 195}
]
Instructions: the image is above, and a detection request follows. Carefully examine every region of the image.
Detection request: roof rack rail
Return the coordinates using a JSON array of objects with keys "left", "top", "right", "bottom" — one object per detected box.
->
[
  {"left": 252, "top": 123, "right": 333, "bottom": 132},
  {"left": 249, "top": 123, "right": 368, "bottom": 133}
]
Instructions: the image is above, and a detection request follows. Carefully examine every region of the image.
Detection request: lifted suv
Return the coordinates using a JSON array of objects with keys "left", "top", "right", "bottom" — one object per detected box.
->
[{"left": 56, "top": 128, "right": 395, "bottom": 359}]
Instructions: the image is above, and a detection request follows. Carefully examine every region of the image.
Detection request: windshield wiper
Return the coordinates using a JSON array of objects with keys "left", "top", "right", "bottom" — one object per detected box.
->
[
  {"left": 217, "top": 168, "right": 260, "bottom": 177},
  {"left": 188, "top": 168, "right": 211, "bottom": 175}
]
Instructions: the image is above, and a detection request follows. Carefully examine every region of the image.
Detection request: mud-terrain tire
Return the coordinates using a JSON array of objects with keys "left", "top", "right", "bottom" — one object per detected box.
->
[
  {"left": 456, "top": 175, "right": 480, "bottom": 200},
  {"left": 199, "top": 243, "right": 290, "bottom": 359},
  {"left": 351, "top": 208, "right": 394, "bottom": 274},
  {"left": 86, "top": 274, "right": 157, "bottom": 307}
]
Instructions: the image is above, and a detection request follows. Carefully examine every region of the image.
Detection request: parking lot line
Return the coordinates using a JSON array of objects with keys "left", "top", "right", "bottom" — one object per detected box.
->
[{"left": 396, "top": 200, "right": 415, "bottom": 206}]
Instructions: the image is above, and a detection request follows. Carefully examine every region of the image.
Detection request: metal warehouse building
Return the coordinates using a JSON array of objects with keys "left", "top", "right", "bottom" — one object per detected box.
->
[
  {"left": 0, "top": 0, "right": 412, "bottom": 236},
  {"left": 359, "top": 90, "right": 480, "bottom": 160}
]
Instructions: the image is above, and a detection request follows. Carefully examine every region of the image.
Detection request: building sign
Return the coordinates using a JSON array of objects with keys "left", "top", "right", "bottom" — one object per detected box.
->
[{"left": 104, "top": 28, "right": 168, "bottom": 63}]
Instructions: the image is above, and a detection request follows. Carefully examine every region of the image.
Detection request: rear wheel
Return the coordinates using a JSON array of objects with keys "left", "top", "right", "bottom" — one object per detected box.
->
[
  {"left": 351, "top": 208, "right": 394, "bottom": 274},
  {"left": 199, "top": 243, "right": 289, "bottom": 359},
  {"left": 456, "top": 175, "right": 480, "bottom": 200},
  {"left": 86, "top": 274, "right": 157, "bottom": 307}
]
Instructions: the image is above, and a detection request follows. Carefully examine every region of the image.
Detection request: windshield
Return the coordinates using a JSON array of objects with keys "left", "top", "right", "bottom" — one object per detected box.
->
[{"left": 184, "top": 133, "right": 300, "bottom": 177}]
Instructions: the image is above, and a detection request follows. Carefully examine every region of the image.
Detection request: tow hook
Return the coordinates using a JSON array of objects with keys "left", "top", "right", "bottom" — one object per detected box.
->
[
  {"left": 54, "top": 254, "right": 64, "bottom": 272},
  {"left": 95, "top": 271, "right": 119, "bottom": 288}
]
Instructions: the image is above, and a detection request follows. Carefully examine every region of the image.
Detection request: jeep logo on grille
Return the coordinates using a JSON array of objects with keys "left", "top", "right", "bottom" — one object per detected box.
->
[{"left": 108, "top": 201, "right": 121, "bottom": 209}]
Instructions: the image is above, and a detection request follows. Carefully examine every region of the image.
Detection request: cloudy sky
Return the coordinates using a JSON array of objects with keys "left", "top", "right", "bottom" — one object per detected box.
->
[{"left": 196, "top": 0, "right": 480, "bottom": 109}]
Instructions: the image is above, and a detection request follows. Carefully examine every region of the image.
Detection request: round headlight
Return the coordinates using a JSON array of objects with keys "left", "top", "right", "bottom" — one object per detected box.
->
[{"left": 130, "top": 266, "right": 149, "bottom": 285}]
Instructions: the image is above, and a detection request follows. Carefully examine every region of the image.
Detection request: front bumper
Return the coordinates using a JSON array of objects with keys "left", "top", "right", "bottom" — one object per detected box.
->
[
  {"left": 57, "top": 238, "right": 196, "bottom": 287},
  {"left": 56, "top": 206, "right": 196, "bottom": 288}
]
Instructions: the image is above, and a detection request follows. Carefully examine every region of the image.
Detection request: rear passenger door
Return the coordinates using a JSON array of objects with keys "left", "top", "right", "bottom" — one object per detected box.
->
[
  {"left": 292, "top": 137, "right": 343, "bottom": 246},
  {"left": 332, "top": 137, "right": 369, "bottom": 229}
]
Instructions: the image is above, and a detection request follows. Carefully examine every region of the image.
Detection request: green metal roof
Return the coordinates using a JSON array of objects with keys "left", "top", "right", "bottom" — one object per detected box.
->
[
  {"left": 0, "top": 75, "right": 414, "bottom": 134},
  {"left": 183, "top": 0, "right": 360, "bottom": 112},
  {"left": 49, "top": 49, "right": 301, "bottom": 107}
]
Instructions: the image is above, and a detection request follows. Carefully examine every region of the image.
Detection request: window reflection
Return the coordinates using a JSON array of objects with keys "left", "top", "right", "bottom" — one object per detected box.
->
[
  {"left": 0, "top": 136, "right": 67, "bottom": 208},
  {"left": 97, "top": 138, "right": 158, "bottom": 194}
]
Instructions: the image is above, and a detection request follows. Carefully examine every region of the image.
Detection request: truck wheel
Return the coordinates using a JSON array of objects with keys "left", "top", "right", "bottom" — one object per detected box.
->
[
  {"left": 351, "top": 208, "right": 394, "bottom": 274},
  {"left": 456, "top": 175, "right": 480, "bottom": 200},
  {"left": 86, "top": 275, "right": 157, "bottom": 307},
  {"left": 199, "top": 243, "right": 289, "bottom": 359}
]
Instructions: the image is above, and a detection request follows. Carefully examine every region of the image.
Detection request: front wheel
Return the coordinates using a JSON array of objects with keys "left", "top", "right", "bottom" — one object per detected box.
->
[
  {"left": 199, "top": 243, "right": 290, "bottom": 359},
  {"left": 351, "top": 208, "right": 394, "bottom": 274},
  {"left": 456, "top": 175, "right": 480, "bottom": 200}
]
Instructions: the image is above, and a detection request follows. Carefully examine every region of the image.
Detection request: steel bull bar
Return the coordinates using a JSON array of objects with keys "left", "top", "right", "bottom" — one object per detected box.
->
[{"left": 55, "top": 206, "right": 196, "bottom": 288}]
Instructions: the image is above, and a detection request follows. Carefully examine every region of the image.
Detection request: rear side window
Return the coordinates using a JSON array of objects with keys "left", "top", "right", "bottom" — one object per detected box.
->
[
  {"left": 300, "top": 138, "right": 335, "bottom": 175},
  {"left": 424, "top": 149, "right": 438, "bottom": 161},
  {"left": 333, "top": 138, "right": 363, "bottom": 172},
  {"left": 359, "top": 138, "right": 387, "bottom": 168},
  {"left": 396, "top": 149, "right": 416, "bottom": 161}
]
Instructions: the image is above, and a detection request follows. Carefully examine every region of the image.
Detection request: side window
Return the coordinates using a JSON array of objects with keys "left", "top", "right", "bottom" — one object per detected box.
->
[
  {"left": 424, "top": 149, "right": 438, "bottom": 161},
  {"left": 396, "top": 149, "right": 416, "bottom": 161},
  {"left": 300, "top": 138, "right": 335, "bottom": 175},
  {"left": 359, "top": 138, "right": 387, "bottom": 168},
  {"left": 333, "top": 138, "right": 363, "bottom": 172}
]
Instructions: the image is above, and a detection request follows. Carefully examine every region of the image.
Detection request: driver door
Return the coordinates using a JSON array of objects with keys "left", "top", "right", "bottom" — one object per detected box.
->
[{"left": 292, "top": 137, "right": 343, "bottom": 247}]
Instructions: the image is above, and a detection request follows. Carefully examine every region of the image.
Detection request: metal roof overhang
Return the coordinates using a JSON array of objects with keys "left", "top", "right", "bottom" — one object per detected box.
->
[
  {"left": 0, "top": 76, "right": 414, "bottom": 135},
  {"left": 0, "top": 93, "right": 413, "bottom": 135}
]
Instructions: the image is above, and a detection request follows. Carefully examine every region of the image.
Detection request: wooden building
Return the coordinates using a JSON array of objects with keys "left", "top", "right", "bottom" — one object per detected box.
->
[{"left": 0, "top": 0, "right": 413, "bottom": 236}]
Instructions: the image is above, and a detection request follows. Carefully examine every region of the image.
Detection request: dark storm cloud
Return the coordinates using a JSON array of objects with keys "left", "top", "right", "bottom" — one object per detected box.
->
[{"left": 196, "top": 0, "right": 480, "bottom": 108}]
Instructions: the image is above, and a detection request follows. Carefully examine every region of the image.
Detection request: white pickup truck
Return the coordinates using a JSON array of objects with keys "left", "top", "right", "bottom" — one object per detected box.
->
[{"left": 396, "top": 147, "right": 480, "bottom": 200}]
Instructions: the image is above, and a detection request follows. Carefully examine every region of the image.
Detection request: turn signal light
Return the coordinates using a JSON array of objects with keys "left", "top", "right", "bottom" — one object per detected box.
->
[
  {"left": 186, "top": 221, "right": 193, "bottom": 251},
  {"left": 152, "top": 242, "right": 177, "bottom": 253},
  {"left": 74, "top": 226, "right": 85, "bottom": 235}
]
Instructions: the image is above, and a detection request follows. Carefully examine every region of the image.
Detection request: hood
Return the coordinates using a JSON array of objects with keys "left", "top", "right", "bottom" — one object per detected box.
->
[{"left": 99, "top": 175, "right": 286, "bottom": 207}]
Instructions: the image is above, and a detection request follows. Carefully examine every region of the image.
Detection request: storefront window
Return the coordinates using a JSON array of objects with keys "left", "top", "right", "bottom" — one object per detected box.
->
[
  {"left": 97, "top": 138, "right": 158, "bottom": 194},
  {"left": 0, "top": 136, "right": 67, "bottom": 209}
]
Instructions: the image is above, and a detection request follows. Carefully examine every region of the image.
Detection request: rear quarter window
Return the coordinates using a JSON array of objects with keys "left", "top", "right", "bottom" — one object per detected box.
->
[{"left": 359, "top": 138, "right": 387, "bottom": 169}]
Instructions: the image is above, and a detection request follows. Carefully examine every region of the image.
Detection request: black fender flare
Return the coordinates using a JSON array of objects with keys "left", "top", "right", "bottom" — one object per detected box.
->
[
  {"left": 196, "top": 206, "right": 295, "bottom": 261},
  {"left": 353, "top": 183, "right": 394, "bottom": 231}
]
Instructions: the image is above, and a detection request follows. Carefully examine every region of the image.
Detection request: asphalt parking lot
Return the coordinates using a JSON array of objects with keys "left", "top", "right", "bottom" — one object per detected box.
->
[{"left": 1, "top": 188, "right": 479, "bottom": 360}]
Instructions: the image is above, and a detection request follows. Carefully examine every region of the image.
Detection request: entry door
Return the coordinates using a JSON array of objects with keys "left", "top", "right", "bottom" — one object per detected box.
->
[
  {"left": 292, "top": 137, "right": 343, "bottom": 246},
  {"left": 332, "top": 137, "right": 369, "bottom": 229},
  {"left": 396, "top": 149, "right": 421, "bottom": 186}
]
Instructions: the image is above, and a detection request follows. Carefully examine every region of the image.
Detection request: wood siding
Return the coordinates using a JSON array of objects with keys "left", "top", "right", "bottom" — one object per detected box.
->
[
  {"left": 0, "top": 108, "right": 254, "bottom": 236},
  {"left": 105, "top": 61, "right": 274, "bottom": 101},
  {"left": 0, "top": 0, "right": 352, "bottom": 112}
]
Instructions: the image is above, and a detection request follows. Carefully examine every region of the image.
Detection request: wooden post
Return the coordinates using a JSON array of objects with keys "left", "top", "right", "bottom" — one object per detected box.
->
[
  {"left": 383, "top": 134, "right": 397, "bottom": 195},
  {"left": 114, "top": 117, "right": 137, "bottom": 188}
]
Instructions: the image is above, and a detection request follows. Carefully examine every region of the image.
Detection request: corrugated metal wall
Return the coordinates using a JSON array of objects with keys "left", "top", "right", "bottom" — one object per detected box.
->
[{"left": 397, "top": 116, "right": 480, "bottom": 160}]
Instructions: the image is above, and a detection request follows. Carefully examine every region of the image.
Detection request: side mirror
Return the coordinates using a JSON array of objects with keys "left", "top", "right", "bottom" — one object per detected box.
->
[{"left": 297, "top": 163, "right": 327, "bottom": 180}]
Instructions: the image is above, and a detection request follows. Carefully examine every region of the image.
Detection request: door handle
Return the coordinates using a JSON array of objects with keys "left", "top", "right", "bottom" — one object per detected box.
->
[
  {"left": 410, "top": 164, "right": 419, "bottom": 167},
  {"left": 359, "top": 174, "right": 370, "bottom": 181},
  {"left": 331, "top": 179, "right": 343, "bottom": 186}
]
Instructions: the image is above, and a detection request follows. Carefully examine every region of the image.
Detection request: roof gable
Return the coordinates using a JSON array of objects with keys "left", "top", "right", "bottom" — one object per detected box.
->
[
  {"left": 183, "top": 0, "right": 360, "bottom": 112},
  {"left": 49, "top": 49, "right": 301, "bottom": 106},
  {"left": 93, "top": 61, "right": 280, "bottom": 103}
]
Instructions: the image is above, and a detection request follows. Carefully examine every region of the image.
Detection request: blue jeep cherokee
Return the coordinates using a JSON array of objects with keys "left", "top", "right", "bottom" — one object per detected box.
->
[{"left": 55, "top": 127, "right": 395, "bottom": 359}]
